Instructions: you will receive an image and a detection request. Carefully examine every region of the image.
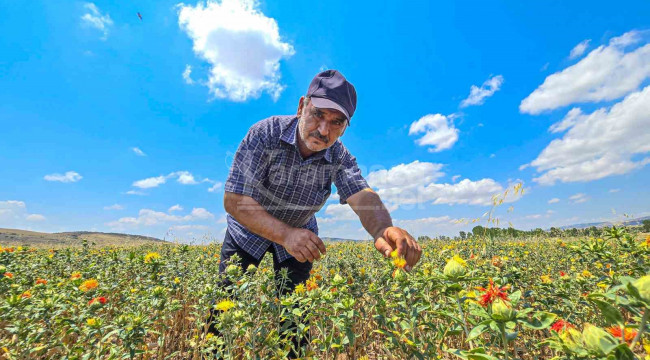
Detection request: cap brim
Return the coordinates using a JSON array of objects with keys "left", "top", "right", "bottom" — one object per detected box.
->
[{"left": 310, "top": 97, "right": 350, "bottom": 122}]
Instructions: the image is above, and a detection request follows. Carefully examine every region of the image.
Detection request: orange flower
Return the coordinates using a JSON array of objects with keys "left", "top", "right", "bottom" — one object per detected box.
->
[
  {"left": 491, "top": 256, "right": 503, "bottom": 268},
  {"left": 306, "top": 278, "right": 318, "bottom": 291},
  {"left": 35, "top": 278, "right": 47, "bottom": 285},
  {"left": 88, "top": 296, "right": 107, "bottom": 306},
  {"left": 70, "top": 272, "right": 82, "bottom": 280},
  {"left": 607, "top": 327, "right": 637, "bottom": 343},
  {"left": 551, "top": 319, "right": 575, "bottom": 332},
  {"left": 3, "top": 272, "right": 13, "bottom": 279},
  {"left": 21, "top": 290, "right": 31, "bottom": 298},
  {"left": 476, "top": 279, "right": 510, "bottom": 307},
  {"left": 79, "top": 279, "right": 99, "bottom": 292}
]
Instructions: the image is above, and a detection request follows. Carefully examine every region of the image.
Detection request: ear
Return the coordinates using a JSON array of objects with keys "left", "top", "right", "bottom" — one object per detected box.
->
[{"left": 297, "top": 96, "right": 305, "bottom": 116}]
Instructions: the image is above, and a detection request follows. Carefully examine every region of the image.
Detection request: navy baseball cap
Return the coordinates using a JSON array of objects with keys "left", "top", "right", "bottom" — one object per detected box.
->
[{"left": 306, "top": 70, "right": 357, "bottom": 123}]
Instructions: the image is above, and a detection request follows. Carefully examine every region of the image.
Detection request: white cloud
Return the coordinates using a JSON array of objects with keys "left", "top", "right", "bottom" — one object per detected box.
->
[
  {"left": 569, "top": 193, "right": 589, "bottom": 204},
  {"left": 168, "top": 204, "right": 183, "bottom": 212},
  {"left": 366, "top": 161, "right": 444, "bottom": 191},
  {"left": 132, "top": 147, "right": 146, "bottom": 156},
  {"left": 81, "top": 3, "right": 113, "bottom": 40},
  {"left": 26, "top": 214, "right": 46, "bottom": 222},
  {"left": 569, "top": 39, "right": 591, "bottom": 59},
  {"left": 0, "top": 201, "right": 46, "bottom": 225},
  {"left": 363, "top": 161, "right": 520, "bottom": 207},
  {"left": 104, "top": 204, "right": 124, "bottom": 210},
  {"left": 548, "top": 198, "right": 560, "bottom": 204},
  {"left": 177, "top": 0, "right": 295, "bottom": 101},
  {"left": 106, "top": 207, "right": 214, "bottom": 229},
  {"left": 520, "top": 31, "right": 650, "bottom": 114},
  {"left": 460, "top": 75, "right": 504, "bottom": 107},
  {"left": 529, "top": 85, "right": 650, "bottom": 185},
  {"left": 207, "top": 181, "right": 223, "bottom": 193},
  {"left": 126, "top": 190, "right": 147, "bottom": 196},
  {"left": 183, "top": 65, "right": 194, "bottom": 85},
  {"left": 172, "top": 171, "right": 199, "bottom": 185},
  {"left": 44, "top": 171, "right": 82, "bottom": 183},
  {"left": 133, "top": 175, "right": 167, "bottom": 189},
  {"left": 451, "top": 175, "right": 461, "bottom": 182},
  {"left": 169, "top": 224, "right": 210, "bottom": 231},
  {"left": 525, "top": 214, "right": 543, "bottom": 219},
  {"left": 321, "top": 204, "right": 358, "bottom": 222},
  {"left": 408, "top": 114, "right": 459, "bottom": 152},
  {"left": 609, "top": 188, "right": 620, "bottom": 193},
  {"left": 549, "top": 107, "right": 582, "bottom": 133}
]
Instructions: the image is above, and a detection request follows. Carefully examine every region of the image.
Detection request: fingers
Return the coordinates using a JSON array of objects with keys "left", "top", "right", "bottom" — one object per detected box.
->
[
  {"left": 374, "top": 237, "right": 393, "bottom": 257},
  {"left": 304, "top": 241, "right": 320, "bottom": 262},
  {"left": 310, "top": 233, "right": 327, "bottom": 255}
]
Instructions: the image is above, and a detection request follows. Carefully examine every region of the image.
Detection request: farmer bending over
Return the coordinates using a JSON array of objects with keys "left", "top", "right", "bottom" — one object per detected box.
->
[{"left": 209, "top": 69, "right": 422, "bottom": 356}]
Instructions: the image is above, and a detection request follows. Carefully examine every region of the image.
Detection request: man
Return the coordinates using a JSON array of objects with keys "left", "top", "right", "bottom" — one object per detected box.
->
[{"left": 212, "top": 69, "right": 422, "bottom": 355}]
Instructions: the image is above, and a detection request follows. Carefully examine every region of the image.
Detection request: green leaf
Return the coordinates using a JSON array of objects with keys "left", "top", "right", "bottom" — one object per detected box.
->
[
  {"left": 468, "top": 323, "right": 489, "bottom": 340},
  {"left": 588, "top": 298, "right": 624, "bottom": 325},
  {"left": 520, "top": 312, "right": 556, "bottom": 330}
]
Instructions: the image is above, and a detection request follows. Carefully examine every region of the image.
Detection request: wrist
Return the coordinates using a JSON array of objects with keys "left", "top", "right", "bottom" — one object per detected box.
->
[
  {"left": 373, "top": 226, "right": 390, "bottom": 241},
  {"left": 274, "top": 224, "right": 293, "bottom": 246}
]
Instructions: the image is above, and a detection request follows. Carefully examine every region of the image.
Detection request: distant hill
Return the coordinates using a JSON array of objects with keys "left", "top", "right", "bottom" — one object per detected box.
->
[
  {"left": 321, "top": 237, "right": 365, "bottom": 242},
  {"left": 0, "top": 228, "right": 169, "bottom": 248},
  {"left": 559, "top": 216, "right": 650, "bottom": 230}
]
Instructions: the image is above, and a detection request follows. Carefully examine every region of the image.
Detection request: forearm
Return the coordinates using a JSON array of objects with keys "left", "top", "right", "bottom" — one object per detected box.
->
[
  {"left": 348, "top": 189, "right": 393, "bottom": 240},
  {"left": 223, "top": 191, "right": 292, "bottom": 246}
]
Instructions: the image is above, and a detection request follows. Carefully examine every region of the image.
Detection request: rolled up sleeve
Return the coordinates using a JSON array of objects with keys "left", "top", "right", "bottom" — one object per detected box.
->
[
  {"left": 334, "top": 150, "right": 369, "bottom": 204},
  {"left": 224, "top": 127, "right": 269, "bottom": 202}
]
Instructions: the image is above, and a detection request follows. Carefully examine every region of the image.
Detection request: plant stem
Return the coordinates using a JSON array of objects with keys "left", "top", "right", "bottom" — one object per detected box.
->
[
  {"left": 499, "top": 323, "right": 509, "bottom": 360},
  {"left": 454, "top": 292, "right": 474, "bottom": 348},
  {"left": 630, "top": 308, "right": 648, "bottom": 349}
]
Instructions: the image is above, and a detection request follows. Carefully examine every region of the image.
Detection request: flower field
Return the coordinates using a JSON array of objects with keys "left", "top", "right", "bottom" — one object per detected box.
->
[{"left": 1, "top": 231, "right": 649, "bottom": 359}]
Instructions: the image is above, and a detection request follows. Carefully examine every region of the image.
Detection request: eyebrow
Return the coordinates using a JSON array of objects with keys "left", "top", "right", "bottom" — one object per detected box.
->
[{"left": 312, "top": 106, "right": 346, "bottom": 122}]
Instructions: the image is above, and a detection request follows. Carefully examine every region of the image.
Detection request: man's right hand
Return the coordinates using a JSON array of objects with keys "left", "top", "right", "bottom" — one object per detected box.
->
[{"left": 282, "top": 228, "right": 327, "bottom": 263}]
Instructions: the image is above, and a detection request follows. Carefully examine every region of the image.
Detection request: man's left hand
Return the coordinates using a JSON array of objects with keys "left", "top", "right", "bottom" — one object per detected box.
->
[{"left": 374, "top": 226, "right": 422, "bottom": 271}]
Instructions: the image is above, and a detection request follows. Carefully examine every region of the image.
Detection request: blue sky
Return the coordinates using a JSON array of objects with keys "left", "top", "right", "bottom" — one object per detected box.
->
[{"left": 1, "top": 0, "right": 649, "bottom": 242}]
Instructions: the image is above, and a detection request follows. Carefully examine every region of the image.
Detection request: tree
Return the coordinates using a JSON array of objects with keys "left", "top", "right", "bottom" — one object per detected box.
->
[
  {"left": 459, "top": 231, "right": 467, "bottom": 240},
  {"left": 642, "top": 220, "right": 650, "bottom": 232}
]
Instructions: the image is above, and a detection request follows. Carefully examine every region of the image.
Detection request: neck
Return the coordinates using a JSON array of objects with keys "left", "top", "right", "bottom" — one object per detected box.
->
[{"left": 296, "top": 118, "right": 317, "bottom": 159}]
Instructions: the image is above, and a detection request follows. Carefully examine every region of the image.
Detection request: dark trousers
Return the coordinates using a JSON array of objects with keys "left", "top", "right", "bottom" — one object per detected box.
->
[{"left": 207, "top": 231, "right": 312, "bottom": 358}]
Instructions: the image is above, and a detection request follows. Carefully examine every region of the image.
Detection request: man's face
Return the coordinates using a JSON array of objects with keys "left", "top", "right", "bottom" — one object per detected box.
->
[{"left": 297, "top": 97, "right": 348, "bottom": 153}]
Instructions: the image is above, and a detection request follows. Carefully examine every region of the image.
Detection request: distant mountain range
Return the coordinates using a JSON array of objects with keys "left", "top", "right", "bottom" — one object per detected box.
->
[
  {"left": 0, "top": 228, "right": 168, "bottom": 248},
  {"left": 558, "top": 216, "right": 650, "bottom": 230}
]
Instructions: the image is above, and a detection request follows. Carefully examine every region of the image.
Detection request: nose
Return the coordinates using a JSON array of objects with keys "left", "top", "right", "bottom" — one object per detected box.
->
[{"left": 317, "top": 119, "right": 330, "bottom": 137}]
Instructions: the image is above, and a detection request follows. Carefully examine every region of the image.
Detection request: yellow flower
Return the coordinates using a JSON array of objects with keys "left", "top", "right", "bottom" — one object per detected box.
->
[
  {"left": 452, "top": 255, "right": 466, "bottom": 266},
  {"left": 79, "top": 279, "right": 99, "bottom": 292},
  {"left": 215, "top": 300, "right": 235, "bottom": 312},
  {"left": 540, "top": 275, "right": 552, "bottom": 284},
  {"left": 70, "top": 271, "right": 82, "bottom": 280},
  {"left": 294, "top": 284, "right": 306, "bottom": 294},
  {"left": 144, "top": 252, "right": 161, "bottom": 264},
  {"left": 87, "top": 318, "right": 97, "bottom": 326},
  {"left": 582, "top": 270, "right": 593, "bottom": 278},
  {"left": 174, "top": 277, "right": 180, "bottom": 284},
  {"left": 392, "top": 256, "right": 407, "bottom": 269}
]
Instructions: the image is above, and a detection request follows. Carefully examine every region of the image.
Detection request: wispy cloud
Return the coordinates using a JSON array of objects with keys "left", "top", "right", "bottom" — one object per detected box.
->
[
  {"left": 569, "top": 193, "right": 589, "bottom": 204},
  {"left": 182, "top": 65, "right": 194, "bottom": 85},
  {"left": 104, "top": 204, "right": 124, "bottom": 210},
  {"left": 81, "top": 3, "right": 113, "bottom": 40},
  {"left": 569, "top": 39, "right": 591, "bottom": 59},
  {"left": 460, "top": 75, "right": 504, "bottom": 108},
  {"left": 44, "top": 171, "right": 82, "bottom": 183},
  {"left": 131, "top": 147, "right": 146, "bottom": 156},
  {"left": 548, "top": 198, "right": 560, "bottom": 204}
]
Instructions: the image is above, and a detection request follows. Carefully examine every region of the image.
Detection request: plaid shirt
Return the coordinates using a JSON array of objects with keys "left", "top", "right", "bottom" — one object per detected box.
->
[{"left": 224, "top": 115, "right": 369, "bottom": 262}]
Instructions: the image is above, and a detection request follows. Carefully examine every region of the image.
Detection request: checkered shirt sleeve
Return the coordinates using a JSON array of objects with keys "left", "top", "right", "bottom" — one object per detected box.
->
[{"left": 334, "top": 149, "right": 370, "bottom": 204}]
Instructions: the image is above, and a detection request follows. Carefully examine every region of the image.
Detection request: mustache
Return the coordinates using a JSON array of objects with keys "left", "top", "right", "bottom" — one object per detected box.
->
[{"left": 309, "top": 131, "right": 329, "bottom": 143}]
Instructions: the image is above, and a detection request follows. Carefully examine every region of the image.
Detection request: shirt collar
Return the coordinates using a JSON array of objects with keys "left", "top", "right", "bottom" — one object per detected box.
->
[{"left": 281, "top": 116, "right": 333, "bottom": 163}]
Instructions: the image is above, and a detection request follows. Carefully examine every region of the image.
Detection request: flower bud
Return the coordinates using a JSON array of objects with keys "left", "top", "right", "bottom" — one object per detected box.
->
[
  {"left": 225, "top": 264, "right": 240, "bottom": 277},
  {"left": 633, "top": 275, "right": 650, "bottom": 303},
  {"left": 443, "top": 256, "right": 467, "bottom": 280},
  {"left": 332, "top": 273, "right": 344, "bottom": 285},
  {"left": 582, "top": 324, "right": 617, "bottom": 356},
  {"left": 491, "top": 297, "right": 516, "bottom": 321},
  {"left": 246, "top": 264, "right": 257, "bottom": 274}
]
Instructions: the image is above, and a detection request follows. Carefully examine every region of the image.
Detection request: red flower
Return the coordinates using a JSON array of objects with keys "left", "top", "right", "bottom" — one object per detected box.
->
[
  {"left": 551, "top": 319, "right": 575, "bottom": 333},
  {"left": 559, "top": 271, "right": 567, "bottom": 277},
  {"left": 88, "top": 296, "right": 107, "bottom": 306},
  {"left": 35, "top": 278, "right": 47, "bottom": 285},
  {"left": 607, "top": 327, "right": 637, "bottom": 343},
  {"left": 476, "top": 279, "right": 510, "bottom": 307}
]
